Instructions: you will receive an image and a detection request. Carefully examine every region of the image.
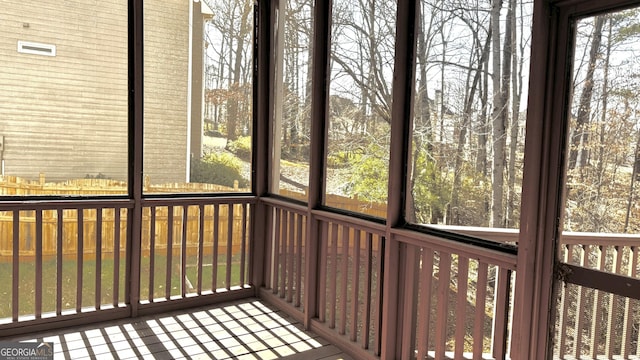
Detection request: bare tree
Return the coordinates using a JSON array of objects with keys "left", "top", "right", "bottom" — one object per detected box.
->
[
  {"left": 226, "top": 0, "right": 252, "bottom": 144},
  {"left": 490, "top": 0, "right": 505, "bottom": 227},
  {"left": 569, "top": 15, "right": 605, "bottom": 170},
  {"left": 450, "top": 18, "right": 491, "bottom": 225},
  {"left": 506, "top": 0, "right": 522, "bottom": 227},
  {"left": 204, "top": 0, "right": 253, "bottom": 144}
]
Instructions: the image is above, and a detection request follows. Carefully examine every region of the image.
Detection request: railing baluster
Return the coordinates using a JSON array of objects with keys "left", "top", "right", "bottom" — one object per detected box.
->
[
  {"left": 149, "top": 207, "right": 156, "bottom": 302},
  {"left": 12, "top": 211, "right": 19, "bottom": 321},
  {"left": 590, "top": 245, "right": 606, "bottom": 358},
  {"left": 637, "top": 307, "right": 640, "bottom": 358},
  {"left": 197, "top": 205, "right": 204, "bottom": 295},
  {"left": 181, "top": 206, "right": 188, "bottom": 297},
  {"left": 455, "top": 256, "right": 469, "bottom": 359},
  {"left": 435, "top": 251, "right": 451, "bottom": 358},
  {"left": 165, "top": 206, "right": 173, "bottom": 300},
  {"left": 362, "top": 232, "right": 373, "bottom": 350},
  {"left": 56, "top": 208, "right": 63, "bottom": 315},
  {"left": 573, "top": 244, "right": 588, "bottom": 358},
  {"left": 557, "top": 244, "right": 572, "bottom": 358},
  {"left": 126, "top": 207, "right": 134, "bottom": 306},
  {"left": 240, "top": 203, "right": 248, "bottom": 286},
  {"left": 373, "top": 235, "right": 384, "bottom": 356},
  {"left": 264, "top": 206, "right": 274, "bottom": 289},
  {"left": 287, "top": 211, "right": 295, "bottom": 302},
  {"left": 77, "top": 210, "right": 84, "bottom": 312},
  {"left": 272, "top": 208, "right": 281, "bottom": 294},
  {"left": 212, "top": 204, "right": 220, "bottom": 292},
  {"left": 417, "top": 247, "right": 434, "bottom": 359},
  {"left": 605, "top": 245, "right": 622, "bottom": 358},
  {"left": 328, "top": 223, "right": 339, "bottom": 329},
  {"left": 280, "top": 210, "right": 288, "bottom": 297},
  {"left": 492, "top": 267, "right": 510, "bottom": 359},
  {"left": 350, "top": 229, "right": 361, "bottom": 342},
  {"left": 473, "top": 262, "right": 488, "bottom": 358},
  {"left": 339, "top": 225, "right": 349, "bottom": 335},
  {"left": 318, "top": 221, "right": 328, "bottom": 322},
  {"left": 294, "top": 213, "right": 303, "bottom": 308},
  {"left": 35, "top": 210, "right": 43, "bottom": 318},
  {"left": 113, "top": 207, "right": 121, "bottom": 306},
  {"left": 95, "top": 208, "right": 103, "bottom": 310},
  {"left": 226, "top": 204, "right": 234, "bottom": 290},
  {"left": 621, "top": 246, "right": 638, "bottom": 358},
  {"left": 400, "top": 244, "right": 418, "bottom": 359}
]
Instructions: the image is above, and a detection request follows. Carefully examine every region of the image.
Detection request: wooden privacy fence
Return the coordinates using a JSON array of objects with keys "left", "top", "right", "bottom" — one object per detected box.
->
[
  {"left": 139, "top": 203, "right": 250, "bottom": 258},
  {"left": 0, "top": 208, "right": 127, "bottom": 259},
  {"left": 278, "top": 189, "right": 387, "bottom": 218},
  {"left": 0, "top": 175, "right": 388, "bottom": 261},
  {"left": 554, "top": 233, "right": 640, "bottom": 359},
  {"left": 0, "top": 205, "right": 249, "bottom": 261},
  {"left": 0, "top": 175, "right": 250, "bottom": 261},
  {"left": 0, "top": 174, "right": 250, "bottom": 196},
  {"left": 0, "top": 174, "right": 128, "bottom": 196}
]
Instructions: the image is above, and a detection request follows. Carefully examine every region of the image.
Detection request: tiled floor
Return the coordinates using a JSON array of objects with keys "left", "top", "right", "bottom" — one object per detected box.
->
[{"left": 6, "top": 299, "right": 353, "bottom": 360}]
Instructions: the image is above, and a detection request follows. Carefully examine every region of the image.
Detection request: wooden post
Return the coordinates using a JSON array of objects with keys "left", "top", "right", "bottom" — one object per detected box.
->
[{"left": 381, "top": 0, "right": 417, "bottom": 357}]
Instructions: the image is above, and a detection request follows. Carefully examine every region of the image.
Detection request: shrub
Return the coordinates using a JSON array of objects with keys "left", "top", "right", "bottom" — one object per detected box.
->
[
  {"left": 227, "top": 136, "right": 252, "bottom": 161},
  {"left": 190, "top": 152, "right": 248, "bottom": 188},
  {"left": 345, "top": 154, "right": 387, "bottom": 202},
  {"left": 327, "top": 150, "right": 359, "bottom": 168},
  {"left": 85, "top": 173, "right": 109, "bottom": 179}
]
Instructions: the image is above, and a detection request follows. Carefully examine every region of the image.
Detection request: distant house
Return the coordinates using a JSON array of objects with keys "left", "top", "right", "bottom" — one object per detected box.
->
[{"left": 0, "top": 0, "right": 212, "bottom": 183}]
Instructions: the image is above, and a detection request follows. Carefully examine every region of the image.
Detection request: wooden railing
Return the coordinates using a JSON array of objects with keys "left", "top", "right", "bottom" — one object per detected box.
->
[
  {"left": 3, "top": 175, "right": 640, "bottom": 358},
  {"left": 393, "top": 228, "right": 516, "bottom": 359},
  {"left": 262, "top": 200, "right": 308, "bottom": 315},
  {"left": 0, "top": 204, "right": 248, "bottom": 261},
  {"left": 554, "top": 233, "right": 640, "bottom": 359},
  {"left": 313, "top": 210, "right": 385, "bottom": 356},
  {"left": 261, "top": 199, "right": 385, "bottom": 359},
  {"left": 138, "top": 200, "right": 252, "bottom": 303},
  {"left": 0, "top": 175, "right": 250, "bottom": 260},
  {"left": 0, "top": 176, "right": 255, "bottom": 337},
  {"left": 262, "top": 198, "right": 640, "bottom": 359},
  {"left": 0, "top": 201, "right": 134, "bottom": 332}
]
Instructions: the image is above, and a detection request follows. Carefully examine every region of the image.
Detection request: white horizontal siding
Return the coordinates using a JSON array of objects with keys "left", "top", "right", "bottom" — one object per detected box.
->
[
  {"left": 143, "top": 0, "right": 190, "bottom": 184},
  {"left": 0, "top": 0, "right": 192, "bottom": 184}
]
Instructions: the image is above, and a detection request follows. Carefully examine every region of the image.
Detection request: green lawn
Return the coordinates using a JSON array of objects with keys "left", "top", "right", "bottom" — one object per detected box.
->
[{"left": 0, "top": 254, "right": 245, "bottom": 319}]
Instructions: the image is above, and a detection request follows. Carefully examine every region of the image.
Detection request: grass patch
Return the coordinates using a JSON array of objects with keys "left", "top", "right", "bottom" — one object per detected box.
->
[{"left": 0, "top": 254, "right": 245, "bottom": 319}]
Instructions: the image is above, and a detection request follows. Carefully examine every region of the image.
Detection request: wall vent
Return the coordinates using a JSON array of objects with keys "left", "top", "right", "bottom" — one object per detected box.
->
[{"left": 17, "top": 41, "right": 56, "bottom": 57}]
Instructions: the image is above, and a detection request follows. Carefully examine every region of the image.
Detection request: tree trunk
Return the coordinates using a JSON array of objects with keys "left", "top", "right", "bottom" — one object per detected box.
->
[
  {"left": 288, "top": 12, "right": 301, "bottom": 156},
  {"left": 409, "top": 2, "right": 432, "bottom": 223},
  {"left": 366, "top": 0, "right": 377, "bottom": 136},
  {"left": 439, "top": 30, "right": 446, "bottom": 143},
  {"left": 624, "top": 129, "right": 640, "bottom": 232},
  {"left": 506, "top": 0, "right": 520, "bottom": 227},
  {"left": 490, "top": 0, "right": 505, "bottom": 227},
  {"left": 476, "top": 48, "right": 490, "bottom": 177},
  {"left": 569, "top": 15, "right": 605, "bottom": 169},
  {"left": 226, "top": 0, "right": 252, "bottom": 144},
  {"left": 303, "top": 14, "right": 314, "bottom": 159},
  {"left": 595, "top": 17, "right": 612, "bottom": 201},
  {"left": 451, "top": 33, "right": 491, "bottom": 225}
]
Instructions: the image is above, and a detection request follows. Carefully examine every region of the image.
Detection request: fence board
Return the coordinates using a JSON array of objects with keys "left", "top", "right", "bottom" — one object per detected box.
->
[{"left": 0, "top": 209, "right": 246, "bottom": 259}]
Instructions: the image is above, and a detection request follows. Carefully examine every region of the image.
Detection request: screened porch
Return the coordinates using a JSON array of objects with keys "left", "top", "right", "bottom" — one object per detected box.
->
[{"left": 1, "top": 0, "right": 640, "bottom": 359}]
